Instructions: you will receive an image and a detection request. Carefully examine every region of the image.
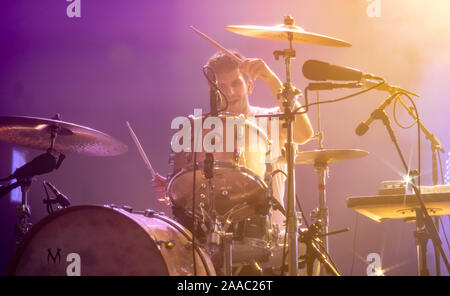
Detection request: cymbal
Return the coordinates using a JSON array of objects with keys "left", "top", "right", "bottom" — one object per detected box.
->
[
  {"left": 295, "top": 149, "right": 368, "bottom": 165},
  {"left": 0, "top": 116, "right": 128, "bottom": 156},
  {"left": 225, "top": 23, "right": 351, "bottom": 47}
]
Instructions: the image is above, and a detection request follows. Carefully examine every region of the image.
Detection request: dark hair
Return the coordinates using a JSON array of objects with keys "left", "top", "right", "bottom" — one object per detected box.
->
[{"left": 205, "top": 50, "right": 249, "bottom": 82}]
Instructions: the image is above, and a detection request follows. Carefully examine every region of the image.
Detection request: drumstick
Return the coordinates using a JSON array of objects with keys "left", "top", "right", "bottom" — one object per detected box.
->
[
  {"left": 125, "top": 121, "right": 156, "bottom": 178},
  {"left": 189, "top": 26, "right": 244, "bottom": 64}
]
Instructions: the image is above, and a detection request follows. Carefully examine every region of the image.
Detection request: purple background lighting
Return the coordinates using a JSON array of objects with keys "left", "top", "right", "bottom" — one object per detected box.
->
[{"left": 1, "top": 0, "right": 450, "bottom": 275}]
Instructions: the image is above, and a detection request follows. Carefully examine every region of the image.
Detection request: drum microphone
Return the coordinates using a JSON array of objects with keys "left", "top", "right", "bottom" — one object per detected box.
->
[
  {"left": 43, "top": 181, "right": 71, "bottom": 208},
  {"left": 203, "top": 153, "right": 214, "bottom": 179},
  {"left": 302, "top": 59, "right": 383, "bottom": 81},
  {"left": 205, "top": 66, "right": 220, "bottom": 116}
]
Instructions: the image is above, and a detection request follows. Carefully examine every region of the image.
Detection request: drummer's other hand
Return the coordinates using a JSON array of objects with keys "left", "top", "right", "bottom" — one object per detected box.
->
[
  {"left": 240, "top": 58, "right": 278, "bottom": 83},
  {"left": 152, "top": 173, "right": 167, "bottom": 195}
]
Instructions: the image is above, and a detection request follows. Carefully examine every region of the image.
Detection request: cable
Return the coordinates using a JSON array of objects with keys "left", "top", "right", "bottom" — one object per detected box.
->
[
  {"left": 293, "top": 79, "right": 386, "bottom": 113},
  {"left": 392, "top": 95, "right": 417, "bottom": 129},
  {"left": 399, "top": 92, "right": 421, "bottom": 193}
]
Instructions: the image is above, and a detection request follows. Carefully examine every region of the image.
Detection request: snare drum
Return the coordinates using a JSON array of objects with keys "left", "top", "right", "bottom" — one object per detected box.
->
[
  {"left": 167, "top": 113, "right": 271, "bottom": 219},
  {"left": 7, "top": 205, "right": 215, "bottom": 276}
]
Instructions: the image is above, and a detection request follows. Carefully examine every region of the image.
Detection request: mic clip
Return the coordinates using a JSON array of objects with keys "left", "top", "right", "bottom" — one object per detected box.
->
[{"left": 43, "top": 181, "right": 71, "bottom": 215}]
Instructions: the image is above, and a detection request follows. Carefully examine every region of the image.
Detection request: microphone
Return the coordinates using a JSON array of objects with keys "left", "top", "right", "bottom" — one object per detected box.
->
[
  {"left": 302, "top": 59, "right": 383, "bottom": 81},
  {"left": 355, "top": 94, "right": 398, "bottom": 136},
  {"left": 1, "top": 152, "right": 57, "bottom": 181},
  {"left": 43, "top": 181, "right": 71, "bottom": 208},
  {"left": 210, "top": 86, "right": 219, "bottom": 116},
  {"left": 205, "top": 67, "right": 220, "bottom": 115},
  {"left": 203, "top": 153, "right": 214, "bottom": 179}
]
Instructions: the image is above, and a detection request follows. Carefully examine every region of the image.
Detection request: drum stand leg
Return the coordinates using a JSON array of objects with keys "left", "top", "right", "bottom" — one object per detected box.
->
[
  {"left": 414, "top": 209, "right": 430, "bottom": 276},
  {"left": 15, "top": 178, "right": 32, "bottom": 244},
  {"left": 312, "top": 162, "right": 329, "bottom": 275},
  {"left": 223, "top": 233, "right": 233, "bottom": 276}
]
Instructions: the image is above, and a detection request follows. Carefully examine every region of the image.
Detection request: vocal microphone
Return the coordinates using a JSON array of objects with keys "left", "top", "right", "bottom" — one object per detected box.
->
[
  {"left": 355, "top": 94, "right": 398, "bottom": 136},
  {"left": 43, "top": 181, "right": 71, "bottom": 207},
  {"left": 302, "top": 59, "right": 383, "bottom": 81}
]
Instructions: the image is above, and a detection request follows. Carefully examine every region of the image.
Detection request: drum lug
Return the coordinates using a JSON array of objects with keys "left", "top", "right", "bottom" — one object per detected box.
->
[
  {"left": 156, "top": 239, "right": 176, "bottom": 250},
  {"left": 144, "top": 209, "right": 157, "bottom": 217},
  {"left": 122, "top": 205, "right": 133, "bottom": 213}
]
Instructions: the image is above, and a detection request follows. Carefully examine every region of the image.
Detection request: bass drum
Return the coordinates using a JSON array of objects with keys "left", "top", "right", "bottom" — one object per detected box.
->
[{"left": 7, "top": 205, "right": 215, "bottom": 276}]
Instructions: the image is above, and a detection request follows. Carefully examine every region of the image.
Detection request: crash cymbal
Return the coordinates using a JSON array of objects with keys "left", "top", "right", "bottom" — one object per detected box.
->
[
  {"left": 0, "top": 116, "right": 128, "bottom": 156},
  {"left": 295, "top": 149, "right": 368, "bottom": 165},
  {"left": 225, "top": 18, "right": 351, "bottom": 47}
]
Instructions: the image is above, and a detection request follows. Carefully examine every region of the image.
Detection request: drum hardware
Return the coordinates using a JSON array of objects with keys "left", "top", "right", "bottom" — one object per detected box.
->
[
  {"left": 0, "top": 115, "right": 128, "bottom": 243},
  {"left": 298, "top": 222, "right": 343, "bottom": 276},
  {"left": 0, "top": 140, "right": 66, "bottom": 242},
  {"left": 200, "top": 152, "right": 236, "bottom": 276},
  {"left": 42, "top": 180, "right": 71, "bottom": 215},
  {"left": 223, "top": 14, "right": 356, "bottom": 275}
]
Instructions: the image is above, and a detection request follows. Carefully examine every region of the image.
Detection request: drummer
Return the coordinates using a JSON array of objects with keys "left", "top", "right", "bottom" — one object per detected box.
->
[{"left": 153, "top": 50, "right": 314, "bottom": 227}]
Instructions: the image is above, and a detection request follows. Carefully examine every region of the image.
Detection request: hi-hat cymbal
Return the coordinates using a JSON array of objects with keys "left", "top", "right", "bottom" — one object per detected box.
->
[
  {"left": 296, "top": 149, "right": 368, "bottom": 165},
  {"left": 225, "top": 22, "right": 351, "bottom": 47},
  {"left": 0, "top": 116, "right": 128, "bottom": 156}
]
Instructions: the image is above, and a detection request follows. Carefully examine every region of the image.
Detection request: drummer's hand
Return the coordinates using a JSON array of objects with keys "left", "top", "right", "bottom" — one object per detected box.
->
[
  {"left": 240, "top": 58, "right": 279, "bottom": 84},
  {"left": 151, "top": 173, "right": 167, "bottom": 196}
]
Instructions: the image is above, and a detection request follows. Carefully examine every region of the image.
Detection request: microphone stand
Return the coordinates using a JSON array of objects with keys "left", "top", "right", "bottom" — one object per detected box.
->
[
  {"left": 0, "top": 114, "right": 66, "bottom": 243},
  {"left": 362, "top": 98, "right": 450, "bottom": 275},
  {"left": 394, "top": 97, "right": 445, "bottom": 275}
]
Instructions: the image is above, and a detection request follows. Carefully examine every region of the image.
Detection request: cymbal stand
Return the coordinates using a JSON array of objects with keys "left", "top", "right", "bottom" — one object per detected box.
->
[
  {"left": 254, "top": 15, "right": 312, "bottom": 275},
  {"left": 0, "top": 114, "right": 66, "bottom": 243},
  {"left": 312, "top": 161, "right": 329, "bottom": 254},
  {"left": 310, "top": 90, "right": 330, "bottom": 258},
  {"left": 203, "top": 153, "right": 234, "bottom": 276},
  {"left": 272, "top": 15, "right": 302, "bottom": 276},
  {"left": 14, "top": 178, "right": 32, "bottom": 243}
]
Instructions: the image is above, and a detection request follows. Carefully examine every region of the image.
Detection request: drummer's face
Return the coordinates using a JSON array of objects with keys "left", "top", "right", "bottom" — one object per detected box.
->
[{"left": 216, "top": 68, "right": 252, "bottom": 115}]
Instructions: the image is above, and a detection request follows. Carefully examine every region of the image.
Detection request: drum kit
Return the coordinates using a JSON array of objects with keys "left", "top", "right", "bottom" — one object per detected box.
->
[{"left": 1, "top": 16, "right": 449, "bottom": 276}]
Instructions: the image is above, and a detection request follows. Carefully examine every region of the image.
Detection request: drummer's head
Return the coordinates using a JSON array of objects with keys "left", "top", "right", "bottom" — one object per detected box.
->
[{"left": 205, "top": 50, "right": 254, "bottom": 115}]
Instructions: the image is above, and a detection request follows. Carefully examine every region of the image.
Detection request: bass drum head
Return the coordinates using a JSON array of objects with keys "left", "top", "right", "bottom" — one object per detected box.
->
[{"left": 7, "top": 205, "right": 215, "bottom": 276}]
